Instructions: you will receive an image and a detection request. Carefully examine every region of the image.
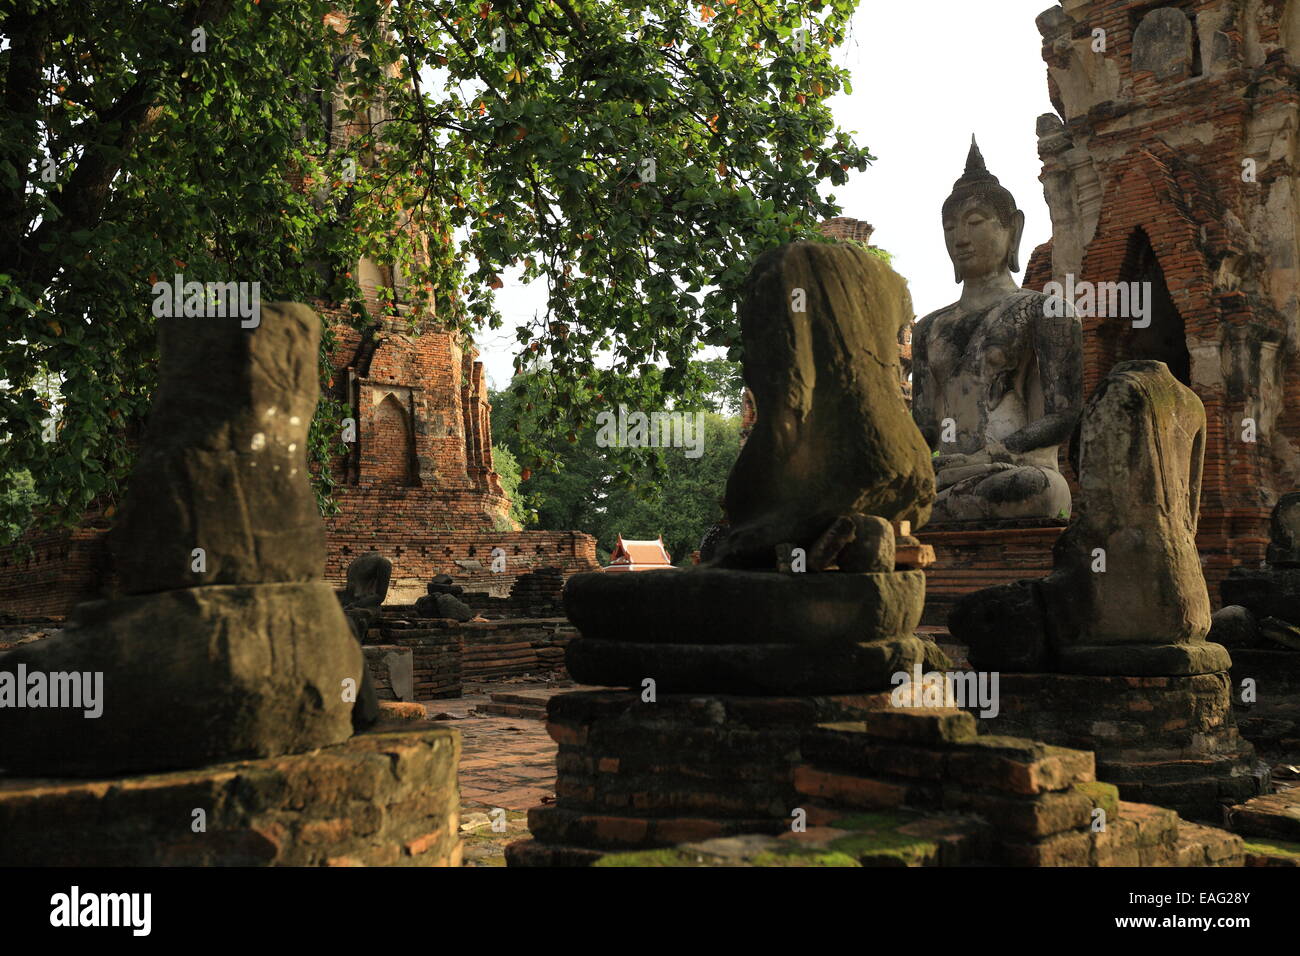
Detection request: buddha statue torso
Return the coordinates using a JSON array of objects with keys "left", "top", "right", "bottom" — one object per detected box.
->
[{"left": 911, "top": 138, "right": 1082, "bottom": 523}]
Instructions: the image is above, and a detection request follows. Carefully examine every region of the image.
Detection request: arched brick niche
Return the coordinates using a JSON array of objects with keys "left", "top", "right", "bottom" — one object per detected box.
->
[{"left": 365, "top": 390, "right": 417, "bottom": 486}]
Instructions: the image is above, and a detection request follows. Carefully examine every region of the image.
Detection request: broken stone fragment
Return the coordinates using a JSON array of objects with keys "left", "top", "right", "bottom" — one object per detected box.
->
[
  {"left": 342, "top": 553, "right": 392, "bottom": 608},
  {"left": 415, "top": 592, "right": 474, "bottom": 621},
  {"left": 1266, "top": 492, "right": 1300, "bottom": 568},
  {"left": 837, "top": 515, "right": 896, "bottom": 573},
  {"left": 1208, "top": 604, "right": 1259, "bottom": 648}
]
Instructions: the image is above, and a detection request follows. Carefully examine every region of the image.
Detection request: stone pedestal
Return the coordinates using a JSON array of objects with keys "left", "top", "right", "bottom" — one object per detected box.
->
[
  {"left": 977, "top": 672, "right": 1264, "bottom": 821},
  {"left": 511, "top": 691, "right": 887, "bottom": 865},
  {"left": 917, "top": 522, "right": 1063, "bottom": 626},
  {"left": 510, "top": 696, "right": 1248, "bottom": 867},
  {"left": 0, "top": 727, "right": 461, "bottom": 866}
]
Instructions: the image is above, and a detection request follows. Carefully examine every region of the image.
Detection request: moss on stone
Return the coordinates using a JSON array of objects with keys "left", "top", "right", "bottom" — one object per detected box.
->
[
  {"left": 592, "top": 844, "right": 860, "bottom": 868},
  {"left": 749, "top": 850, "right": 860, "bottom": 867},
  {"left": 823, "top": 810, "right": 942, "bottom": 865},
  {"left": 593, "top": 847, "right": 705, "bottom": 867},
  {"left": 827, "top": 829, "right": 939, "bottom": 866},
  {"left": 1073, "top": 781, "right": 1120, "bottom": 820},
  {"left": 1242, "top": 837, "right": 1300, "bottom": 862}
]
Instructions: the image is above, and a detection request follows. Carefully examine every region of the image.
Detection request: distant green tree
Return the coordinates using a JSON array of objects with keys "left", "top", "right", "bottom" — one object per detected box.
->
[
  {"left": 491, "top": 367, "right": 742, "bottom": 563},
  {"left": 0, "top": 469, "right": 38, "bottom": 546},
  {"left": 491, "top": 442, "right": 534, "bottom": 529}
]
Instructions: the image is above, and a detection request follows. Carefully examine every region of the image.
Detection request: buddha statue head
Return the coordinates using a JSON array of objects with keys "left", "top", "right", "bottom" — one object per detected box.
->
[{"left": 942, "top": 136, "right": 1025, "bottom": 283}]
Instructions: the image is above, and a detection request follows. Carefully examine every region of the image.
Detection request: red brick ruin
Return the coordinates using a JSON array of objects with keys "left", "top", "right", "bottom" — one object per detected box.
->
[{"left": 1023, "top": 0, "right": 1300, "bottom": 599}]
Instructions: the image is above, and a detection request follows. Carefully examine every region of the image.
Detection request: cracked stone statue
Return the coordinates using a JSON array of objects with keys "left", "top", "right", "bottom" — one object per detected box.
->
[{"left": 911, "top": 137, "right": 1083, "bottom": 523}]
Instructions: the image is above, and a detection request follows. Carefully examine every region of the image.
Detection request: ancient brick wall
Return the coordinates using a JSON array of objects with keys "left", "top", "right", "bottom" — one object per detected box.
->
[
  {"left": 0, "top": 518, "right": 113, "bottom": 620},
  {"left": 1028, "top": 0, "right": 1300, "bottom": 598}
]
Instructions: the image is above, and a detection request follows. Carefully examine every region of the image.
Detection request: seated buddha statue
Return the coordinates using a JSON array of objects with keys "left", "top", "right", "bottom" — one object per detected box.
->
[{"left": 911, "top": 138, "right": 1083, "bottom": 523}]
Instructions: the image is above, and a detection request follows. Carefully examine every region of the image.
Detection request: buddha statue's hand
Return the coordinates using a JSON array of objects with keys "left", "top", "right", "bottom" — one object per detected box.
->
[
  {"left": 935, "top": 454, "right": 1017, "bottom": 491},
  {"left": 983, "top": 438, "right": 1015, "bottom": 464}
]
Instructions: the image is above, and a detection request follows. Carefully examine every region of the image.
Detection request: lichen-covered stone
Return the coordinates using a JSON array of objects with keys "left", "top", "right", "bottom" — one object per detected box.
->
[
  {"left": 111, "top": 302, "right": 328, "bottom": 594},
  {"left": 0, "top": 303, "right": 367, "bottom": 774},
  {"left": 563, "top": 567, "right": 924, "bottom": 647},
  {"left": 712, "top": 241, "right": 933, "bottom": 566}
]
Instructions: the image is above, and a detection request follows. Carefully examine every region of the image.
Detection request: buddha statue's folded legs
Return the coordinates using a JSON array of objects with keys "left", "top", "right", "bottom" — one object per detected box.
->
[{"left": 932, "top": 462, "right": 1071, "bottom": 522}]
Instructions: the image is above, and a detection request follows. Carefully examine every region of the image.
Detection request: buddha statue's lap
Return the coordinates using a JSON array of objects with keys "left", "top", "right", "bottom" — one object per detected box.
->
[{"left": 912, "top": 139, "right": 1082, "bottom": 523}]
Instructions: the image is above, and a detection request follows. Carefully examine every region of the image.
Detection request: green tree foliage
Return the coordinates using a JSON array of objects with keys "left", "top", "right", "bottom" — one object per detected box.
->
[
  {"left": 1, "top": 0, "right": 868, "bottom": 536},
  {"left": 492, "top": 364, "right": 741, "bottom": 563},
  {"left": 491, "top": 441, "right": 534, "bottom": 528},
  {"left": 0, "top": 469, "right": 38, "bottom": 545}
]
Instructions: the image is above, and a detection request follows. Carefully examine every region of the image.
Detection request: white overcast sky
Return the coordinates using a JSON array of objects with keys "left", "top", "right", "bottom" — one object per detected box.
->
[{"left": 477, "top": 0, "right": 1059, "bottom": 389}]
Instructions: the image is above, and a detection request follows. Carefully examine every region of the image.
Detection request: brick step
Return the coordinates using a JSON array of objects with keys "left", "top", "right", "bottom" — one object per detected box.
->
[
  {"left": 490, "top": 691, "right": 557, "bottom": 707},
  {"left": 1224, "top": 788, "right": 1300, "bottom": 842},
  {"left": 477, "top": 703, "right": 549, "bottom": 720}
]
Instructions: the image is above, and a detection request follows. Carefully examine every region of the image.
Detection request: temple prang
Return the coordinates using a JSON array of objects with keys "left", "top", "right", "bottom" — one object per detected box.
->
[{"left": 1025, "top": 0, "right": 1300, "bottom": 600}]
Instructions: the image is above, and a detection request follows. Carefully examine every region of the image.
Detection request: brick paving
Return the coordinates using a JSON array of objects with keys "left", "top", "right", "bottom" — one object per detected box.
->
[{"left": 427, "top": 680, "right": 575, "bottom": 866}]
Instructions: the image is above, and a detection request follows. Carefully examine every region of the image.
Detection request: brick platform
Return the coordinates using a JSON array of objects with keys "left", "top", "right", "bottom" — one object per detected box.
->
[
  {"left": 917, "top": 524, "right": 1062, "bottom": 626},
  {"left": 981, "top": 672, "right": 1265, "bottom": 821},
  {"left": 365, "top": 612, "right": 577, "bottom": 692},
  {"left": 519, "top": 691, "right": 888, "bottom": 854},
  {"left": 0, "top": 727, "right": 462, "bottom": 866},
  {"left": 509, "top": 696, "right": 1246, "bottom": 867},
  {"left": 1228, "top": 648, "right": 1300, "bottom": 755}
]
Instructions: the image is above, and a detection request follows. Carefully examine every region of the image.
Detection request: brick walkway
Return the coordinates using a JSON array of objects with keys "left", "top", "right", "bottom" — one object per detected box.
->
[{"left": 425, "top": 681, "right": 568, "bottom": 866}]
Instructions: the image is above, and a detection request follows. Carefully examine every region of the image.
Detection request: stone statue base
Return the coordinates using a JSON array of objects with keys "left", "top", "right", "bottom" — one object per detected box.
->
[
  {"left": 952, "top": 579, "right": 1235, "bottom": 677},
  {"left": 0, "top": 726, "right": 461, "bottom": 866},
  {"left": 975, "top": 672, "right": 1266, "bottom": 822},
  {"left": 0, "top": 581, "right": 362, "bottom": 776},
  {"left": 562, "top": 567, "right": 931, "bottom": 695}
]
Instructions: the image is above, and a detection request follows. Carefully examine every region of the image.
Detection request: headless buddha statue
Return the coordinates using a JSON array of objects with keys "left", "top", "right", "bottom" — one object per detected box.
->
[{"left": 912, "top": 138, "right": 1083, "bottom": 523}]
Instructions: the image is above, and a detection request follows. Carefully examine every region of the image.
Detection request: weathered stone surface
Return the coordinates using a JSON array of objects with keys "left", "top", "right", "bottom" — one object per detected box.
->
[
  {"left": 1209, "top": 604, "right": 1260, "bottom": 648},
  {"left": 414, "top": 592, "right": 474, "bottom": 621},
  {"left": 564, "top": 567, "right": 923, "bottom": 647},
  {"left": 1225, "top": 789, "right": 1300, "bottom": 843},
  {"left": 837, "top": 515, "right": 896, "bottom": 573},
  {"left": 1132, "top": 7, "right": 1194, "bottom": 82},
  {"left": 1266, "top": 493, "right": 1300, "bottom": 567},
  {"left": 342, "top": 553, "right": 392, "bottom": 608},
  {"left": 1261, "top": 617, "right": 1300, "bottom": 651},
  {"left": 111, "top": 302, "right": 327, "bottom": 594},
  {"left": 1221, "top": 568, "right": 1300, "bottom": 627},
  {"left": 565, "top": 635, "right": 927, "bottom": 696},
  {"left": 981, "top": 671, "right": 1264, "bottom": 821},
  {"left": 0, "top": 728, "right": 461, "bottom": 866},
  {"left": 711, "top": 242, "right": 933, "bottom": 567},
  {"left": 0, "top": 303, "right": 370, "bottom": 773},
  {"left": 912, "top": 139, "right": 1082, "bottom": 523},
  {"left": 954, "top": 361, "right": 1226, "bottom": 676},
  {"left": 950, "top": 579, "right": 1048, "bottom": 671},
  {"left": 426, "top": 574, "right": 465, "bottom": 596},
  {"left": 1044, "top": 360, "right": 1211, "bottom": 653},
  {"left": 0, "top": 582, "right": 361, "bottom": 776}
]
